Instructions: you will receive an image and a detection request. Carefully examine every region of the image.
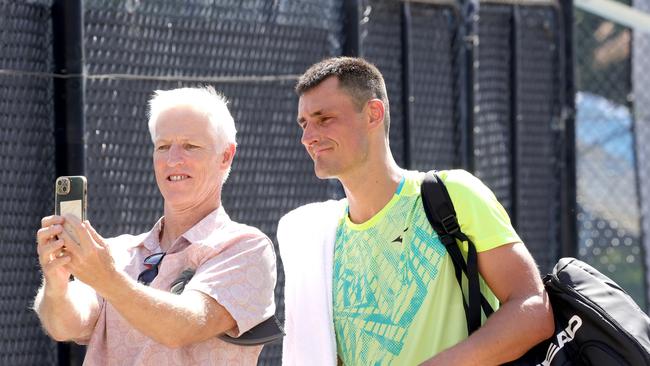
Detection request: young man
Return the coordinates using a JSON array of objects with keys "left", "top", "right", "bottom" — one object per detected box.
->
[
  {"left": 278, "top": 57, "right": 554, "bottom": 365},
  {"left": 34, "top": 87, "right": 277, "bottom": 365}
]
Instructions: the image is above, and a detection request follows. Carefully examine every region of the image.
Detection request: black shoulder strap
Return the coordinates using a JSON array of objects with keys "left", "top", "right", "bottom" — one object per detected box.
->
[{"left": 421, "top": 170, "right": 494, "bottom": 335}]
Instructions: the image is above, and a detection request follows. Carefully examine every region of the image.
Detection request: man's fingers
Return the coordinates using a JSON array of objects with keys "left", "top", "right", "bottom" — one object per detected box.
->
[
  {"left": 62, "top": 222, "right": 81, "bottom": 244},
  {"left": 57, "top": 228, "right": 81, "bottom": 257},
  {"left": 42, "top": 254, "right": 71, "bottom": 272},
  {"left": 38, "top": 237, "right": 64, "bottom": 257},
  {"left": 84, "top": 221, "right": 105, "bottom": 248},
  {"left": 41, "top": 215, "right": 64, "bottom": 229},
  {"left": 37, "top": 238, "right": 65, "bottom": 265},
  {"left": 62, "top": 214, "right": 94, "bottom": 249},
  {"left": 62, "top": 232, "right": 83, "bottom": 257},
  {"left": 60, "top": 214, "right": 85, "bottom": 247},
  {"left": 36, "top": 225, "right": 63, "bottom": 245}
]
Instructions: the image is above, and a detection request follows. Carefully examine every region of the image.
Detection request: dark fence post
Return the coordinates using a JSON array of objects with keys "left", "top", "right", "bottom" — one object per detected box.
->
[
  {"left": 343, "top": 0, "right": 360, "bottom": 57},
  {"left": 559, "top": 0, "right": 577, "bottom": 259},
  {"left": 53, "top": 0, "right": 85, "bottom": 177},
  {"left": 401, "top": 2, "right": 412, "bottom": 169},
  {"left": 509, "top": 5, "right": 519, "bottom": 230},
  {"left": 460, "top": 0, "right": 479, "bottom": 172},
  {"left": 52, "top": 0, "right": 85, "bottom": 364}
]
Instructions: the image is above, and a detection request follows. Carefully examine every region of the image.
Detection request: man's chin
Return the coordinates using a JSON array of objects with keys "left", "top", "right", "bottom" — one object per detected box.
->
[
  {"left": 163, "top": 198, "right": 187, "bottom": 208},
  {"left": 161, "top": 191, "right": 191, "bottom": 205},
  {"left": 163, "top": 199, "right": 200, "bottom": 213},
  {"left": 313, "top": 166, "right": 337, "bottom": 180}
]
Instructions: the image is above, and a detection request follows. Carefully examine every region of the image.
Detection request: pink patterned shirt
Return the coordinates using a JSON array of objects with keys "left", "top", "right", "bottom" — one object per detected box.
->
[{"left": 78, "top": 207, "right": 277, "bottom": 365}]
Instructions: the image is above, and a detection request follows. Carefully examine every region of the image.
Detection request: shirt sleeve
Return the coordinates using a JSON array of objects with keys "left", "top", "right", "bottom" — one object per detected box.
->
[
  {"left": 183, "top": 233, "right": 277, "bottom": 337},
  {"left": 438, "top": 169, "right": 522, "bottom": 252}
]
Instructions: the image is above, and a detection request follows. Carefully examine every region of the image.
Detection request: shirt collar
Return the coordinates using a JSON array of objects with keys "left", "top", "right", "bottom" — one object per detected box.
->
[
  {"left": 136, "top": 206, "right": 230, "bottom": 252},
  {"left": 181, "top": 206, "right": 230, "bottom": 246},
  {"left": 139, "top": 216, "right": 164, "bottom": 252}
]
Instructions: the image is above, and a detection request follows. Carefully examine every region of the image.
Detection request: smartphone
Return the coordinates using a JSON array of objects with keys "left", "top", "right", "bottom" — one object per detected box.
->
[{"left": 55, "top": 176, "right": 87, "bottom": 243}]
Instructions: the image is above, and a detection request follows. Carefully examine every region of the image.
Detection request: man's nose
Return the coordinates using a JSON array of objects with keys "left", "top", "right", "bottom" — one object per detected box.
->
[
  {"left": 300, "top": 123, "right": 318, "bottom": 147},
  {"left": 167, "top": 144, "right": 184, "bottom": 165}
]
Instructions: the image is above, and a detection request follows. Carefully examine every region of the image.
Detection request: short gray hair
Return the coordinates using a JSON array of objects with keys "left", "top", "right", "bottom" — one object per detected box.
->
[
  {"left": 147, "top": 86, "right": 237, "bottom": 151},
  {"left": 147, "top": 86, "right": 238, "bottom": 182}
]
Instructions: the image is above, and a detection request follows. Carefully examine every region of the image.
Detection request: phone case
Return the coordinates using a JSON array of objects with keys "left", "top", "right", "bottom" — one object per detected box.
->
[{"left": 54, "top": 176, "right": 87, "bottom": 221}]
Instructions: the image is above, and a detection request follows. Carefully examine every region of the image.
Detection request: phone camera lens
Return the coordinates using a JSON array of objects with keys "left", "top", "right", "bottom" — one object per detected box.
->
[{"left": 57, "top": 181, "right": 62, "bottom": 186}]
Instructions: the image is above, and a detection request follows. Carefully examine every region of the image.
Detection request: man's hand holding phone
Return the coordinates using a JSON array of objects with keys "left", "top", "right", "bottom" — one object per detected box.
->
[
  {"left": 55, "top": 215, "right": 116, "bottom": 294},
  {"left": 36, "top": 215, "right": 72, "bottom": 296},
  {"left": 36, "top": 175, "right": 94, "bottom": 294}
]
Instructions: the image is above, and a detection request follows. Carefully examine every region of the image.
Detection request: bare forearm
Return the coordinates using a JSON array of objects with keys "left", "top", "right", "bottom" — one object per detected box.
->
[
  {"left": 55, "top": 217, "right": 236, "bottom": 348},
  {"left": 33, "top": 281, "right": 98, "bottom": 341},
  {"left": 98, "top": 270, "right": 233, "bottom": 348},
  {"left": 426, "top": 295, "right": 554, "bottom": 366}
]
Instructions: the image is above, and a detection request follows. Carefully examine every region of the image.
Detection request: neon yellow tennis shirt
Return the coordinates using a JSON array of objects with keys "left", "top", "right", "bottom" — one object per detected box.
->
[{"left": 332, "top": 170, "right": 521, "bottom": 365}]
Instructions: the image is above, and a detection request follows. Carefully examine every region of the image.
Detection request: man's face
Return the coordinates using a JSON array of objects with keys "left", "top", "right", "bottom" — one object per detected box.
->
[
  {"left": 152, "top": 106, "right": 226, "bottom": 210},
  {"left": 297, "top": 77, "right": 370, "bottom": 179}
]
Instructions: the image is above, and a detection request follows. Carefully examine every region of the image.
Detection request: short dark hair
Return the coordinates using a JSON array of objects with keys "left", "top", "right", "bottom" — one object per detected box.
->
[{"left": 295, "top": 57, "right": 390, "bottom": 134}]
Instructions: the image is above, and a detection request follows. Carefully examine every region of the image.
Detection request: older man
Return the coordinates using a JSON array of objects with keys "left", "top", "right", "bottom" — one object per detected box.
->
[{"left": 34, "top": 86, "right": 277, "bottom": 365}]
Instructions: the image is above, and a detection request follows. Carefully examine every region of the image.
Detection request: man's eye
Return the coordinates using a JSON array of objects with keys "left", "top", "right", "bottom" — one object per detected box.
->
[
  {"left": 184, "top": 144, "right": 200, "bottom": 150},
  {"left": 156, "top": 145, "right": 170, "bottom": 151}
]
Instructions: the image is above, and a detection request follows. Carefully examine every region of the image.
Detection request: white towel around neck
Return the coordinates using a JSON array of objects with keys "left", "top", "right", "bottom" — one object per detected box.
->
[{"left": 277, "top": 199, "right": 347, "bottom": 366}]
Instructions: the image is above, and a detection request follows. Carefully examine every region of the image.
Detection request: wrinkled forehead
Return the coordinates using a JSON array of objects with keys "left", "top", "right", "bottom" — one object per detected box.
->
[{"left": 153, "top": 106, "right": 219, "bottom": 142}]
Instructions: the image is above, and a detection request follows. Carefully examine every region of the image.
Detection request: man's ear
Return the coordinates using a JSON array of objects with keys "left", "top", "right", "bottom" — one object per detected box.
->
[
  {"left": 367, "top": 99, "right": 385, "bottom": 131},
  {"left": 220, "top": 143, "right": 236, "bottom": 167}
]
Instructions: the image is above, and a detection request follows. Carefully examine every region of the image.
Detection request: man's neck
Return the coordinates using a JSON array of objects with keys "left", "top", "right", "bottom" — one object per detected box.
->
[
  {"left": 160, "top": 199, "right": 221, "bottom": 252},
  {"left": 341, "top": 160, "right": 403, "bottom": 225}
]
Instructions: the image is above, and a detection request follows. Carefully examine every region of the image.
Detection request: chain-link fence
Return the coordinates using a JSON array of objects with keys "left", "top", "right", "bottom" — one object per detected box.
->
[
  {"left": 1, "top": 1, "right": 575, "bottom": 365},
  {"left": 471, "top": 3, "right": 566, "bottom": 273},
  {"left": 0, "top": 1, "right": 58, "bottom": 365},
  {"left": 632, "top": 0, "right": 650, "bottom": 312},
  {"left": 574, "top": 0, "right": 648, "bottom": 309}
]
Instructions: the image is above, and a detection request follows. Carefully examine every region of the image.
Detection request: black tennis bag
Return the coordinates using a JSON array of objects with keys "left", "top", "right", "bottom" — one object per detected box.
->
[
  {"left": 508, "top": 258, "right": 650, "bottom": 365},
  {"left": 421, "top": 171, "right": 650, "bottom": 365}
]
